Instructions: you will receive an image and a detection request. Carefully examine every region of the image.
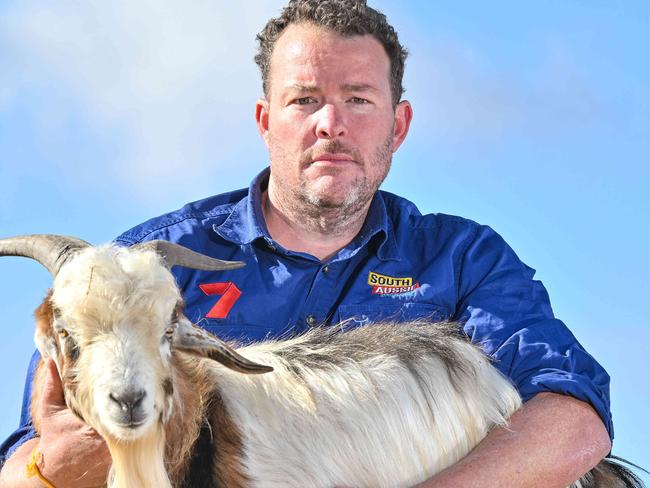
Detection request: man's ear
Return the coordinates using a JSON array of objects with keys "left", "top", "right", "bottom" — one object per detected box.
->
[
  {"left": 392, "top": 100, "right": 413, "bottom": 152},
  {"left": 255, "top": 97, "right": 271, "bottom": 147}
]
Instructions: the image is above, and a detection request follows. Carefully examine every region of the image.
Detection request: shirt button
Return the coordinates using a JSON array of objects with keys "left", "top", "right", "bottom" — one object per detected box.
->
[
  {"left": 306, "top": 315, "right": 317, "bottom": 327},
  {"left": 322, "top": 265, "right": 329, "bottom": 274}
]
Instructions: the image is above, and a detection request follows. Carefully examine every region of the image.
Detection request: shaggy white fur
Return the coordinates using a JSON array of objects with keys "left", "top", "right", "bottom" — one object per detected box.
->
[{"left": 216, "top": 328, "right": 522, "bottom": 487}]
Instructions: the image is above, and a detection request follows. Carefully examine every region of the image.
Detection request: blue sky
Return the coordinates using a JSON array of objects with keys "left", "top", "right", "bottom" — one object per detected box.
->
[{"left": 1, "top": 0, "right": 648, "bottom": 476}]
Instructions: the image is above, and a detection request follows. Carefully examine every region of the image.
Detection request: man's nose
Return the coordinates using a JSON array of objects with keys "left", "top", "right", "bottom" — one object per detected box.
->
[{"left": 314, "top": 104, "right": 347, "bottom": 139}]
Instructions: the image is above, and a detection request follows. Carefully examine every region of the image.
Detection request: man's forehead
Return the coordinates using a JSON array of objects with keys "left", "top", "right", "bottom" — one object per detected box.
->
[
  {"left": 285, "top": 82, "right": 381, "bottom": 94},
  {"left": 272, "top": 23, "right": 386, "bottom": 62},
  {"left": 269, "top": 23, "right": 390, "bottom": 93}
]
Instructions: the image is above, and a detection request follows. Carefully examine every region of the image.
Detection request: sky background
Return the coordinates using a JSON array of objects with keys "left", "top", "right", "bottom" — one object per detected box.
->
[{"left": 1, "top": 0, "right": 648, "bottom": 477}]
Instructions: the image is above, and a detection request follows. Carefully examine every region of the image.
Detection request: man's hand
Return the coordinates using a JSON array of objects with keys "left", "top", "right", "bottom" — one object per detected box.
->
[{"left": 0, "top": 359, "right": 111, "bottom": 488}]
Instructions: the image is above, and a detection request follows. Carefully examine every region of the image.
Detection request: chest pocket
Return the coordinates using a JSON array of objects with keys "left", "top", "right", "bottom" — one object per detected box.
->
[{"left": 337, "top": 302, "right": 451, "bottom": 329}]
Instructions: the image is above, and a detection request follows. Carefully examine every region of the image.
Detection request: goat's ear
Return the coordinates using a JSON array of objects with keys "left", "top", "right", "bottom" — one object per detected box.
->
[
  {"left": 35, "top": 330, "right": 63, "bottom": 379},
  {"left": 33, "top": 295, "right": 62, "bottom": 376},
  {"left": 175, "top": 319, "right": 273, "bottom": 375},
  {"left": 35, "top": 331, "right": 58, "bottom": 361}
]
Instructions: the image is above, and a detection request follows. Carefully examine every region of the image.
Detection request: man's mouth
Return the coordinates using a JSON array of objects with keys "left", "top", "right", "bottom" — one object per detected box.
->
[{"left": 311, "top": 153, "right": 355, "bottom": 165}]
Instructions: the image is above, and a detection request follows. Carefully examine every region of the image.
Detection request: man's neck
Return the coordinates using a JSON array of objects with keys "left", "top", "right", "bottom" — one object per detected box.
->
[{"left": 261, "top": 189, "right": 370, "bottom": 262}]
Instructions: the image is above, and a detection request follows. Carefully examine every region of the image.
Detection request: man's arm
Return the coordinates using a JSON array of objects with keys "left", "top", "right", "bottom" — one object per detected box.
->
[
  {"left": 416, "top": 392, "right": 611, "bottom": 488},
  {"left": 0, "top": 359, "right": 110, "bottom": 488},
  {"left": 455, "top": 223, "right": 613, "bottom": 436},
  {"left": 422, "top": 222, "right": 614, "bottom": 486}
]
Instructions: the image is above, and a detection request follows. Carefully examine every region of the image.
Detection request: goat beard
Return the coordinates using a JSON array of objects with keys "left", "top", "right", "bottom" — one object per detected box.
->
[{"left": 106, "top": 425, "right": 172, "bottom": 488}]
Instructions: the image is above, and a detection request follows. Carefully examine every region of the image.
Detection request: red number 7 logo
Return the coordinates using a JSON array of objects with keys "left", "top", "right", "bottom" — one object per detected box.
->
[{"left": 198, "top": 282, "right": 242, "bottom": 319}]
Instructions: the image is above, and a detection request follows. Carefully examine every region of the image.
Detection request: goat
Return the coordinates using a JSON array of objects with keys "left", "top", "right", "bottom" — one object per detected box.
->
[{"left": 0, "top": 235, "right": 645, "bottom": 488}]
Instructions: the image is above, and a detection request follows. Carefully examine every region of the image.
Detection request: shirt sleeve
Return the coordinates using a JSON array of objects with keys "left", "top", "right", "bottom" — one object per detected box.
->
[
  {"left": 0, "top": 350, "right": 40, "bottom": 467},
  {"left": 455, "top": 224, "right": 613, "bottom": 440}
]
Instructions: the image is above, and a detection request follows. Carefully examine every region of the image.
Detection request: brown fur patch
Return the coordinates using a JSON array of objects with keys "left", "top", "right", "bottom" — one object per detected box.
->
[
  {"left": 34, "top": 291, "right": 56, "bottom": 346},
  {"left": 208, "top": 389, "right": 250, "bottom": 488},
  {"left": 162, "top": 377, "right": 174, "bottom": 397},
  {"left": 163, "top": 355, "right": 207, "bottom": 486},
  {"left": 173, "top": 301, "right": 185, "bottom": 321},
  {"left": 163, "top": 353, "right": 249, "bottom": 487}
]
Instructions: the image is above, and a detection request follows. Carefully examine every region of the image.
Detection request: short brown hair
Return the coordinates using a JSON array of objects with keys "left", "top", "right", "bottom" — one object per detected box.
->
[{"left": 255, "top": 0, "right": 408, "bottom": 106}]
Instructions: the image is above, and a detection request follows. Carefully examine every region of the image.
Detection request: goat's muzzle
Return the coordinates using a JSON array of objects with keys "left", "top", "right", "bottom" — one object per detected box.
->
[{"left": 108, "top": 389, "right": 148, "bottom": 428}]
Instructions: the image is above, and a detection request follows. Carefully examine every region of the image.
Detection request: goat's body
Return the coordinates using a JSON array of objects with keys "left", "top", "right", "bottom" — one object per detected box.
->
[
  {"left": 190, "top": 322, "right": 522, "bottom": 488},
  {"left": 171, "top": 322, "right": 643, "bottom": 488},
  {"left": 3, "top": 237, "right": 641, "bottom": 488}
]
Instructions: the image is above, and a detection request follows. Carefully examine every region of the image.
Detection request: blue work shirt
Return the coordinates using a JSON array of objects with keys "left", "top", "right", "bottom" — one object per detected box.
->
[{"left": 0, "top": 168, "right": 613, "bottom": 464}]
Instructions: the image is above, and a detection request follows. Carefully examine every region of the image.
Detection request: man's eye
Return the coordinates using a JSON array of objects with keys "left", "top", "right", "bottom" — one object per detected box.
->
[
  {"left": 293, "top": 97, "right": 315, "bottom": 105},
  {"left": 350, "top": 97, "right": 370, "bottom": 104}
]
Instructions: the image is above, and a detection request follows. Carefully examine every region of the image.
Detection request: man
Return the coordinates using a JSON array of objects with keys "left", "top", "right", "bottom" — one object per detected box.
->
[{"left": 0, "top": 1, "right": 613, "bottom": 486}]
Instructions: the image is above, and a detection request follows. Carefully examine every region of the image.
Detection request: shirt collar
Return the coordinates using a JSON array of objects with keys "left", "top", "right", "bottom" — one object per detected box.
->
[
  {"left": 213, "top": 167, "right": 400, "bottom": 262},
  {"left": 345, "top": 189, "right": 400, "bottom": 262},
  {"left": 213, "top": 168, "right": 270, "bottom": 245}
]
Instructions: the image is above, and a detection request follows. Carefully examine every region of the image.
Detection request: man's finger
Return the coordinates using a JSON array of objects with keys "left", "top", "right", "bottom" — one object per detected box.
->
[{"left": 40, "top": 358, "right": 67, "bottom": 416}]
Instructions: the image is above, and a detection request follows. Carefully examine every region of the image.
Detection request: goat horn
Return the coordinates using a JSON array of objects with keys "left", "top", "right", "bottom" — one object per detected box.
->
[
  {"left": 0, "top": 235, "right": 91, "bottom": 276},
  {"left": 132, "top": 240, "right": 245, "bottom": 271}
]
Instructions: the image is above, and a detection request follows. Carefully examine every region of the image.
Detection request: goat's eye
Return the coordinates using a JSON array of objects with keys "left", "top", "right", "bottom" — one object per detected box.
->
[
  {"left": 164, "top": 326, "right": 175, "bottom": 337},
  {"left": 58, "top": 329, "right": 69, "bottom": 338}
]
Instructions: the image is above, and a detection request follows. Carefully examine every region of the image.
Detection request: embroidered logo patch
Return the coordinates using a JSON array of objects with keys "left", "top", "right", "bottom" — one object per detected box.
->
[
  {"left": 199, "top": 282, "right": 242, "bottom": 319},
  {"left": 367, "top": 271, "right": 420, "bottom": 295}
]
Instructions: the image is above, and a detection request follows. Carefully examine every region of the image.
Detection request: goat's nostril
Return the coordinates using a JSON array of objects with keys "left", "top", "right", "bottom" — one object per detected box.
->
[
  {"left": 133, "top": 391, "right": 145, "bottom": 408},
  {"left": 109, "top": 389, "right": 146, "bottom": 411}
]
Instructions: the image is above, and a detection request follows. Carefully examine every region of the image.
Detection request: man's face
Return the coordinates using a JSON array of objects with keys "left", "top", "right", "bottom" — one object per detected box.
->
[{"left": 256, "top": 23, "right": 412, "bottom": 216}]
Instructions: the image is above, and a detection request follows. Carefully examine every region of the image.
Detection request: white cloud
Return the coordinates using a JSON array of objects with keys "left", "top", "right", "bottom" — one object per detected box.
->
[{"left": 1, "top": 0, "right": 280, "bottom": 201}]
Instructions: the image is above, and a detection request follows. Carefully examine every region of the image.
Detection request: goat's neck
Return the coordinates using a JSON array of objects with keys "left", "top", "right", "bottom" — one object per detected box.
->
[
  {"left": 164, "top": 354, "right": 216, "bottom": 486},
  {"left": 163, "top": 355, "right": 252, "bottom": 488}
]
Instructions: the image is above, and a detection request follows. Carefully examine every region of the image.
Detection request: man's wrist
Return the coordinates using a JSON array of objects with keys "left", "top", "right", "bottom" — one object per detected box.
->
[
  {"left": 0, "top": 438, "right": 43, "bottom": 488},
  {"left": 26, "top": 444, "right": 56, "bottom": 488}
]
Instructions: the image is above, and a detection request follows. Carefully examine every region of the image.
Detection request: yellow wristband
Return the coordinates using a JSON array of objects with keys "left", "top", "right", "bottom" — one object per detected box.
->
[{"left": 26, "top": 447, "right": 57, "bottom": 488}]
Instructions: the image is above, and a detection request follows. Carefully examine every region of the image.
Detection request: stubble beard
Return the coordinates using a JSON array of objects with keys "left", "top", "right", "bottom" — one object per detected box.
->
[{"left": 269, "top": 134, "right": 394, "bottom": 236}]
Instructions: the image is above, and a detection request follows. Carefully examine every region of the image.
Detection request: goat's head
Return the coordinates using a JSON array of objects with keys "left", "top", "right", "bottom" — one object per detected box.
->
[{"left": 0, "top": 235, "right": 272, "bottom": 444}]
